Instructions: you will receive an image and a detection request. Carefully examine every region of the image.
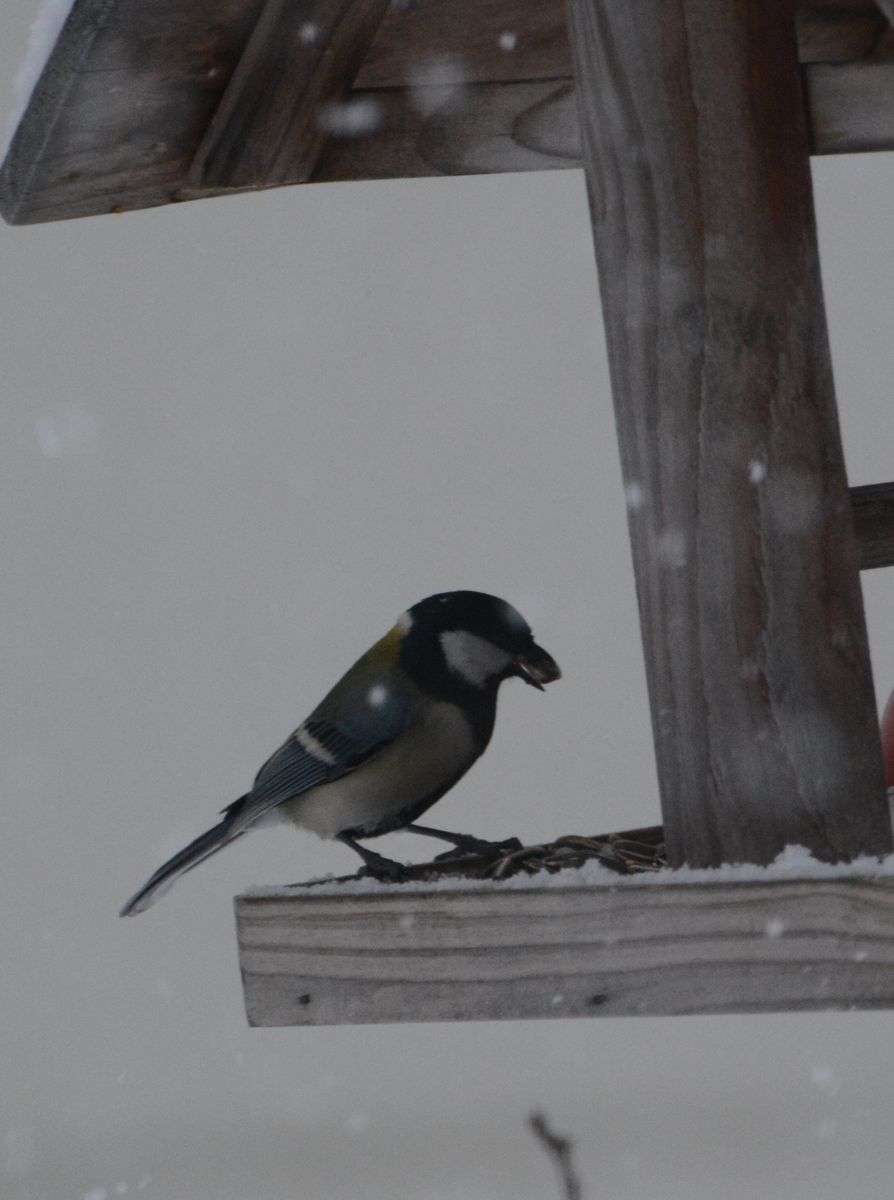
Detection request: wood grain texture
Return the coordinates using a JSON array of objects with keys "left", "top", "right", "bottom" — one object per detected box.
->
[
  {"left": 312, "top": 80, "right": 580, "bottom": 180},
  {"left": 3, "top": 0, "right": 893, "bottom": 222},
  {"left": 0, "top": 0, "right": 266, "bottom": 224},
  {"left": 354, "top": 0, "right": 572, "bottom": 89},
  {"left": 797, "top": 0, "right": 889, "bottom": 61},
  {"left": 852, "top": 482, "right": 894, "bottom": 569},
  {"left": 185, "top": 0, "right": 392, "bottom": 192},
  {"left": 307, "top": 61, "right": 894, "bottom": 184},
  {"left": 566, "top": 0, "right": 891, "bottom": 868},
  {"left": 354, "top": 0, "right": 890, "bottom": 87},
  {"left": 877, "top": 0, "right": 894, "bottom": 27},
  {"left": 236, "top": 874, "right": 894, "bottom": 1025},
  {"left": 806, "top": 60, "right": 894, "bottom": 151}
]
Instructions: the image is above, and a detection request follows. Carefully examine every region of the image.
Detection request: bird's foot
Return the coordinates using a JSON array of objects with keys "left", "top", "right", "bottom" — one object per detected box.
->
[
  {"left": 433, "top": 835, "right": 523, "bottom": 862},
  {"left": 339, "top": 832, "right": 410, "bottom": 882},
  {"left": 357, "top": 852, "right": 411, "bottom": 883}
]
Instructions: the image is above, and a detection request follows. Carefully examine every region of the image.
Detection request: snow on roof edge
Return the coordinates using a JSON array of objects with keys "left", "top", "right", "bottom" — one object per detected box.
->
[{"left": 2, "top": 1, "right": 75, "bottom": 161}]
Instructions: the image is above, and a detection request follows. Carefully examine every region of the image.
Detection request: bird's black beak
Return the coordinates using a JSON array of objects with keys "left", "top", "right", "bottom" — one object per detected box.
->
[{"left": 513, "top": 642, "right": 562, "bottom": 690}]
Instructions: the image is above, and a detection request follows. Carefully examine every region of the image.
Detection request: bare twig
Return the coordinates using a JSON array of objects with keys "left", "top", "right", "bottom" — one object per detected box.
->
[{"left": 529, "top": 1112, "right": 583, "bottom": 1200}]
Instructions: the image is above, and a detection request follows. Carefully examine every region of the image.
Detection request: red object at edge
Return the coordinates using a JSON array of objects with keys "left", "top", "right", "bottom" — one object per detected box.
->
[{"left": 881, "top": 689, "right": 894, "bottom": 788}]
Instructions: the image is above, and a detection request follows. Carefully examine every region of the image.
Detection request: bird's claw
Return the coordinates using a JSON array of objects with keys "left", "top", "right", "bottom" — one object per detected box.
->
[
  {"left": 359, "top": 857, "right": 411, "bottom": 883},
  {"left": 433, "top": 836, "right": 523, "bottom": 862}
]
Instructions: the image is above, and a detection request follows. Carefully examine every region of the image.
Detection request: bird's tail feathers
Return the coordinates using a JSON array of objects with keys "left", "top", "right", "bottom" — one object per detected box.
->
[{"left": 119, "top": 798, "right": 250, "bottom": 917}]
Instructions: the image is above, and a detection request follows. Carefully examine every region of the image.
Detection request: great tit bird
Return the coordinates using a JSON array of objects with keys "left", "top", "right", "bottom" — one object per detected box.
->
[{"left": 120, "top": 590, "right": 560, "bottom": 916}]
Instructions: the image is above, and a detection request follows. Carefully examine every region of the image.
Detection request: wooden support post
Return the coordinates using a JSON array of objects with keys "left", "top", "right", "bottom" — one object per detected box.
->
[
  {"left": 852, "top": 482, "right": 894, "bottom": 570},
  {"left": 565, "top": 0, "right": 892, "bottom": 866}
]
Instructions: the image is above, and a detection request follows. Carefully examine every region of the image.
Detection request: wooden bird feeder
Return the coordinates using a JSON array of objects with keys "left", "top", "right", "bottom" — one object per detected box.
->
[{"left": 7, "top": 0, "right": 894, "bottom": 1025}]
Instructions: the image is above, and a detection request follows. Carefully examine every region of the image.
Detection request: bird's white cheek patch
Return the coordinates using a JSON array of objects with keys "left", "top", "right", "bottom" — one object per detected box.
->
[
  {"left": 367, "top": 684, "right": 388, "bottom": 708},
  {"left": 439, "top": 630, "right": 511, "bottom": 688}
]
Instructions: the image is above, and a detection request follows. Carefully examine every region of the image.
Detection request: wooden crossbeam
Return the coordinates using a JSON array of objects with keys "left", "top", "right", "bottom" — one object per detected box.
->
[
  {"left": 2, "top": 0, "right": 893, "bottom": 223},
  {"left": 310, "top": 62, "right": 894, "bottom": 182},
  {"left": 235, "top": 872, "right": 894, "bottom": 1025},
  {"left": 852, "top": 482, "right": 894, "bottom": 569},
  {"left": 805, "top": 60, "right": 894, "bottom": 151},
  {"left": 184, "top": 0, "right": 393, "bottom": 192},
  {"left": 353, "top": 0, "right": 891, "bottom": 86},
  {"left": 313, "top": 80, "right": 579, "bottom": 181}
]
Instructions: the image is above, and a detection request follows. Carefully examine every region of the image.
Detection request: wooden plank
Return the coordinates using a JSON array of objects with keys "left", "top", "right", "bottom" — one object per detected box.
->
[
  {"left": 312, "top": 80, "right": 580, "bottom": 181},
  {"left": 566, "top": 0, "right": 891, "bottom": 869},
  {"left": 2, "top": 0, "right": 892, "bottom": 223},
  {"left": 0, "top": 0, "right": 265, "bottom": 224},
  {"left": 235, "top": 873, "right": 894, "bottom": 1025},
  {"left": 184, "top": 0, "right": 393, "bottom": 193},
  {"left": 354, "top": 0, "right": 890, "bottom": 88},
  {"left": 308, "top": 60, "right": 894, "bottom": 185},
  {"left": 806, "top": 60, "right": 894, "bottom": 151},
  {"left": 852, "top": 482, "right": 894, "bottom": 570},
  {"left": 354, "top": 0, "right": 572, "bottom": 89},
  {"left": 797, "top": 0, "right": 889, "bottom": 62}
]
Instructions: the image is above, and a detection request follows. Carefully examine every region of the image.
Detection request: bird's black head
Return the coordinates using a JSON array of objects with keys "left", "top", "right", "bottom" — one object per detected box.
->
[{"left": 398, "top": 591, "right": 561, "bottom": 695}]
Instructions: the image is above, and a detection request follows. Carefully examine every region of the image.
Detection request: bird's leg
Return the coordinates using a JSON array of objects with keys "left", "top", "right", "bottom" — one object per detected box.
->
[
  {"left": 337, "top": 832, "right": 409, "bottom": 882},
  {"left": 403, "top": 823, "right": 522, "bottom": 859}
]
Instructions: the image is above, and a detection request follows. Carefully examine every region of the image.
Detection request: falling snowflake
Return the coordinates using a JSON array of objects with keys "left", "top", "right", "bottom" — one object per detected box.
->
[
  {"left": 406, "top": 56, "right": 469, "bottom": 116},
  {"left": 624, "top": 481, "right": 645, "bottom": 511},
  {"left": 657, "top": 528, "right": 688, "bottom": 569},
  {"left": 318, "top": 97, "right": 383, "bottom": 138},
  {"left": 748, "top": 459, "right": 767, "bottom": 484}
]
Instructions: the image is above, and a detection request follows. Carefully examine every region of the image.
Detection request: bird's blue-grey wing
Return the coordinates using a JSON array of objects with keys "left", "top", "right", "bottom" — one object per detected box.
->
[{"left": 222, "top": 685, "right": 413, "bottom": 831}]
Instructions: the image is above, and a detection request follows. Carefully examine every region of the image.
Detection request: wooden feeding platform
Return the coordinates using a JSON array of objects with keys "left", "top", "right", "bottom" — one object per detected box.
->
[
  {"left": 6, "top": 0, "right": 894, "bottom": 1025},
  {"left": 235, "top": 829, "right": 894, "bottom": 1025},
  {"left": 236, "top": 846, "right": 894, "bottom": 1026}
]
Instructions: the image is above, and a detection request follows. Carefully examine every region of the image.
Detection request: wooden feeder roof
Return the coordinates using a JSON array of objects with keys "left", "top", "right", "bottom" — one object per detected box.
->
[{"left": 1, "top": 0, "right": 894, "bottom": 224}]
